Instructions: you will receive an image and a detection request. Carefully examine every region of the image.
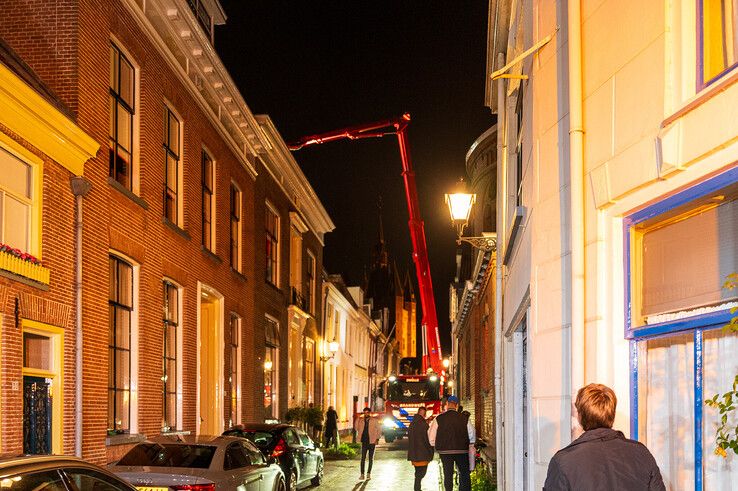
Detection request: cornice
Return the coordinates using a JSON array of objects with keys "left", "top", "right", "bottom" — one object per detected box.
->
[
  {"left": 256, "top": 115, "right": 335, "bottom": 240},
  {"left": 0, "top": 63, "right": 98, "bottom": 175},
  {"left": 121, "top": 0, "right": 269, "bottom": 179}
]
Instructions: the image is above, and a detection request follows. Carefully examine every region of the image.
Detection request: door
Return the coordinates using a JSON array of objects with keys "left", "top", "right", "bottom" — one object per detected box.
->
[
  {"left": 199, "top": 294, "right": 222, "bottom": 435},
  {"left": 297, "top": 430, "right": 317, "bottom": 479},
  {"left": 23, "top": 376, "right": 52, "bottom": 454},
  {"left": 285, "top": 428, "right": 307, "bottom": 482}
]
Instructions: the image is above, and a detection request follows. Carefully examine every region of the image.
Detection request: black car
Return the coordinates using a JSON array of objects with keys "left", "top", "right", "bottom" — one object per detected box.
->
[
  {"left": 0, "top": 455, "right": 137, "bottom": 490},
  {"left": 224, "top": 424, "right": 323, "bottom": 490}
]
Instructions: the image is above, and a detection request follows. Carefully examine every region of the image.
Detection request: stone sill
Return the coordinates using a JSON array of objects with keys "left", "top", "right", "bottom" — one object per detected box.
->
[{"left": 106, "top": 433, "right": 146, "bottom": 447}]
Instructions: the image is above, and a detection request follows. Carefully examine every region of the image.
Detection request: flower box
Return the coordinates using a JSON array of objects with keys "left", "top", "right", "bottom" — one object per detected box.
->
[{"left": 0, "top": 249, "right": 50, "bottom": 285}]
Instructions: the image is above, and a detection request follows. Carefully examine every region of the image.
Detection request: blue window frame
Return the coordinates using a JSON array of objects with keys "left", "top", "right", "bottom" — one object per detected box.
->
[
  {"left": 624, "top": 166, "right": 738, "bottom": 490},
  {"left": 698, "top": 1, "right": 738, "bottom": 89}
]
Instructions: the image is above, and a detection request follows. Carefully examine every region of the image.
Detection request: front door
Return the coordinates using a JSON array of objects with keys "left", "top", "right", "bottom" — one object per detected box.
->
[{"left": 23, "top": 376, "right": 52, "bottom": 454}]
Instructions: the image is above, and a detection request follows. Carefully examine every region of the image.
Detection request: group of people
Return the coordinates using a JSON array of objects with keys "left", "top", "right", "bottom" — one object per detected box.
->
[{"left": 354, "top": 383, "right": 666, "bottom": 491}]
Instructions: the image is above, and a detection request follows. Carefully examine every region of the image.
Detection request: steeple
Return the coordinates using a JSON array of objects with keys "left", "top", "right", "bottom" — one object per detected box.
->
[
  {"left": 403, "top": 268, "right": 415, "bottom": 302},
  {"left": 372, "top": 196, "right": 389, "bottom": 268}
]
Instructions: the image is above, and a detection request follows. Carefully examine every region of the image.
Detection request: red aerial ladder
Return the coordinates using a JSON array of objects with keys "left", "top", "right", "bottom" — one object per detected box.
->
[{"left": 288, "top": 113, "right": 443, "bottom": 376}]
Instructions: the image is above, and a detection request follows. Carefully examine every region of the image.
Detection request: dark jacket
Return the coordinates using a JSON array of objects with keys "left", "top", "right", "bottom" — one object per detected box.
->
[
  {"left": 543, "top": 428, "right": 665, "bottom": 491},
  {"left": 433, "top": 410, "right": 470, "bottom": 453},
  {"left": 407, "top": 415, "right": 433, "bottom": 462},
  {"left": 325, "top": 409, "right": 338, "bottom": 430}
]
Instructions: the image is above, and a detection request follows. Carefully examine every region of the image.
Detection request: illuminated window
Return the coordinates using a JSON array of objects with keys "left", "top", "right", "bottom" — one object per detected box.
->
[
  {"left": 304, "top": 338, "right": 315, "bottom": 404},
  {"left": 162, "top": 280, "right": 179, "bottom": 432},
  {"left": 306, "top": 251, "right": 316, "bottom": 314},
  {"left": 230, "top": 184, "right": 242, "bottom": 271},
  {"left": 0, "top": 148, "right": 32, "bottom": 252},
  {"left": 109, "top": 255, "right": 133, "bottom": 433},
  {"left": 264, "top": 316, "right": 280, "bottom": 419},
  {"left": 109, "top": 44, "right": 135, "bottom": 190},
  {"left": 701, "top": 1, "right": 738, "bottom": 85},
  {"left": 229, "top": 314, "right": 241, "bottom": 427},
  {"left": 164, "top": 107, "right": 181, "bottom": 225},
  {"left": 265, "top": 204, "right": 280, "bottom": 286},
  {"left": 202, "top": 151, "right": 215, "bottom": 251}
]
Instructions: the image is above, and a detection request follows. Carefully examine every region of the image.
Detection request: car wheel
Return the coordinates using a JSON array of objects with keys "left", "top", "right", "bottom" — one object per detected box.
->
[
  {"left": 287, "top": 469, "right": 298, "bottom": 491},
  {"left": 274, "top": 476, "right": 286, "bottom": 491},
  {"left": 310, "top": 459, "right": 323, "bottom": 486}
]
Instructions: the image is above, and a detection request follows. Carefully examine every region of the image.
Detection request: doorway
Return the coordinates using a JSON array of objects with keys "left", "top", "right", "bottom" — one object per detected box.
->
[
  {"left": 23, "top": 376, "right": 51, "bottom": 454},
  {"left": 198, "top": 284, "right": 224, "bottom": 435}
]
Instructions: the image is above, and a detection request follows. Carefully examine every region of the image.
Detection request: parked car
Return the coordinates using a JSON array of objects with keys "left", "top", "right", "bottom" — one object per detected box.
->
[
  {"left": 223, "top": 424, "right": 323, "bottom": 491},
  {"left": 109, "top": 434, "right": 285, "bottom": 491},
  {"left": 0, "top": 455, "right": 137, "bottom": 490}
]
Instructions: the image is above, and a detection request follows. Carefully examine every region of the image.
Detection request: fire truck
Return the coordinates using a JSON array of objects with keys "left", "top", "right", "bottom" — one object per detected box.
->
[{"left": 289, "top": 114, "right": 445, "bottom": 441}]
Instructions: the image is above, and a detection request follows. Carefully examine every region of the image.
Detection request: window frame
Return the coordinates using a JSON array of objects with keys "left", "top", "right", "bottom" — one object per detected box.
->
[
  {"left": 163, "top": 105, "right": 183, "bottom": 226},
  {"left": 230, "top": 182, "right": 242, "bottom": 271},
  {"left": 624, "top": 167, "right": 738, "bottom": 490},
  {"left": 264, "top": 315, "right": 280, "bottom": 419},
  {"left": 162, "top": 279, "right": 180, "bottom": 432},
  {"left": 697, "top": 0, "right": 738, "bottom": 89},
  {"left": 265, "top": 202, "right": 280, "bottom": 287},
  {"left": 229, "top": 313, "right": 242, "bottom": 427},
  {"left": 306, "top": 251, "right": 316, "bottom": 314},
  {"left": 201, "top": 150, "right": 215, "bottom": 251},
  {"left": 109, "top": 42, "right": 137, "bottom": 192},
  {"left": 109, "top": 254, "right": 134, "bottom": 434},
  {"left": 0, "top": 143, "right": 38, "bottom": 255}
]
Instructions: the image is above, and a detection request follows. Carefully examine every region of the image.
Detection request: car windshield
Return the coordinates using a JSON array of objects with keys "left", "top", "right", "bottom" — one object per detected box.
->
[
  {"left": 118, "top": 443, "right": 216, "bottom": 469},
  {"left": 226, "top": 430, "right": 274, "bottom": 448},
  {"left": 387, "top": 379, "right": 439, "bottom": 402}
]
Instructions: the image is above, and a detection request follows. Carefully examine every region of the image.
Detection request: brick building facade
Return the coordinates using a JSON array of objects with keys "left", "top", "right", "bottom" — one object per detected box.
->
[{"left": 0, "top": 0, "right": 332, "bottom": 463}]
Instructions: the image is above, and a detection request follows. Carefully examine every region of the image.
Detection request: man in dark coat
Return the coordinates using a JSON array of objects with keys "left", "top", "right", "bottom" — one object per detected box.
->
[
  {"left": 428, "top": 395, "right": 472, "bottom": 491},
  {"left": 407, "top": 406, "right": 434, "bottom": 491},
  {"left": 324, "top": 406, "right": 338, "bottom": 448},
  {"left": 544, "top": 383, "right": 665, "bottom": 490}
]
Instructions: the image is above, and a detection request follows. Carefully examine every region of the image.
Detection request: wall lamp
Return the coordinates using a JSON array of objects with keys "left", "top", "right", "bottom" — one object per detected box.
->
[
  {"left": 445, "top": 179, "right": 497, "bottom": 252},
  {"left": 320, "top": 340, "right": 339, "bottom": 362}
]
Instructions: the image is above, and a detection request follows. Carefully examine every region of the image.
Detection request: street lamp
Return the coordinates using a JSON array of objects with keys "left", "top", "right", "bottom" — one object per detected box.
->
[
  {"left": 264, "top": 359, "right": 273, "bottom": 371},
  {"left": 320, "top": 339, "right": 339, "bottom": 362},
  {"left": 442, "top": 358, "right": 450, "bottom": 369},
  {"left": 445, "top": 179, "right": 497, "bottom": 251}
]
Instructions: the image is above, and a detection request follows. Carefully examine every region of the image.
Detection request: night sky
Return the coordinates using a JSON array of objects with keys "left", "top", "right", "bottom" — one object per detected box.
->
[{"left": 216, "top": 1, "right": 494, "bottom": 353}]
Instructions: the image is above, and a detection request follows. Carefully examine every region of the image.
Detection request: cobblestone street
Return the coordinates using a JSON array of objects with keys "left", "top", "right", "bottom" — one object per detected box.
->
[{"left": 315, "top": 439, "right": 441, "bottom": 491}]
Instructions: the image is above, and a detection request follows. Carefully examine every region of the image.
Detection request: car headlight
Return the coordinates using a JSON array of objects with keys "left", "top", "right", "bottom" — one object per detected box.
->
[{"left": 383, "top": 417, "right": 396, "bottom": 428}]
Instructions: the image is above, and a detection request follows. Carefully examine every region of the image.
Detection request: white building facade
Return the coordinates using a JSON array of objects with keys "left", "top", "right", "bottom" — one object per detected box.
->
[{"left": 489, "top": 1, "right": 738, "bottom": 490}]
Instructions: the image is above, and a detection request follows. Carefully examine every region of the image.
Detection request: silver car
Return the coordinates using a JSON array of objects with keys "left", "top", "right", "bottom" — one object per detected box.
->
[{"left": 110, "top": 435, "right": 285, "bottom": 491}]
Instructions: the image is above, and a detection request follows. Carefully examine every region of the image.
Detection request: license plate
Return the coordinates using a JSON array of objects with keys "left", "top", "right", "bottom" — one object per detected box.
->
[{"left": 136, "top": 487, "right": 168, "bottom": 491}]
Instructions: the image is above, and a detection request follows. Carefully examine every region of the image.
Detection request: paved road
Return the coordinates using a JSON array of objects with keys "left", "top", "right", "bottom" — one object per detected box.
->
[{"left": 313, "top": 439, "right": 441, "bottom": 491}]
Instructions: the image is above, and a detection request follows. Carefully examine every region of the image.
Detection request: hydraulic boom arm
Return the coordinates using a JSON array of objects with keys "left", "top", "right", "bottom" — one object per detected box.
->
[{"left": 288, "top": 113, "right": 443, "bottom": 375}]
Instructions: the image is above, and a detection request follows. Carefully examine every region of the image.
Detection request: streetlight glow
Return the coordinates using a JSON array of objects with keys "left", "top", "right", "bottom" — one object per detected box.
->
[
  {"left": 264, "top": 360, "right": 273, "bottom": 371},
  {"left": 328, "top": 340, "right": 339, "bottom": 353},
  {"left": 442, "top": 358, "right": 450, "bottom": 369}
]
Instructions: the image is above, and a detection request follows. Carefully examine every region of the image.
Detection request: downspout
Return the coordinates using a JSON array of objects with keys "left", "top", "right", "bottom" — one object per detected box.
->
[
  {"left": 494, "top": 52, "right": 506, "bottom": 490},
  {"left": 70, "top": 176, "right": 92, "bottom": 458},
  {"left": 568, "top": 0, "right": 585, "bottom": 438}
]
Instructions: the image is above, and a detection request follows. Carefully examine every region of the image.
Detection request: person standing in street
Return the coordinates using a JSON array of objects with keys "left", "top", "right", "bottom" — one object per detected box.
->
[
  {"left": 407, "top": 406, "right": 434, "bottom": 491},
  {"left": 354, "top": 407, "right": 381, "bottom": 480},
  {"left": 324, "top": 405, "right": 338, "bottom": 448},
  {"left": 428, "top": 395, "right": 472, "bottom": 491},
  {"left": 544, "top": 383, "right": 665, "bottom": 490}
]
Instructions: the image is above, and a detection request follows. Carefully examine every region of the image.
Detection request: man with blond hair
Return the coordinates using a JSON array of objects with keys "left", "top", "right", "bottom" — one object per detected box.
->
[{"left": 544, "top": 383, "right": 665, "bottom": 490}]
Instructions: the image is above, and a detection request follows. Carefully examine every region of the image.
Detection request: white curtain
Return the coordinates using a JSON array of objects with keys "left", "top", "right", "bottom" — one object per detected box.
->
[
  {"left": 703, "top": 328, "right": 738, "bottom": 490},
  {"left": 641, "top": 333, "right": 694, "bottom": 490}
]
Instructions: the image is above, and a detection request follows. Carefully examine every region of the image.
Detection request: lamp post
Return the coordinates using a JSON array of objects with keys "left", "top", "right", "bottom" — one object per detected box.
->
[{"left": 445, "top": 179, "right": 497, "bottom": 252}]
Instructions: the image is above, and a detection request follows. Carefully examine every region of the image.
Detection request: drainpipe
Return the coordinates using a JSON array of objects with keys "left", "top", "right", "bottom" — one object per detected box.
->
[
  {"left": 568, "top": 0, "right": 586, "bottom": 438},
  {"left": 494, "top": 52, "right": 506, "bottom": 490},
  {"left": 70, "top": 176, "right": 92, "bottom": 458}
]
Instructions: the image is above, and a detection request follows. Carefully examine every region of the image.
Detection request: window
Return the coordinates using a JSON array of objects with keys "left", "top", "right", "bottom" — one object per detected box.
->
[
  {"left": 306, "top": 251, "right": 316, "bottom": 314},
  {"left": 109, "top": 44, "right": 135, "bottom": 190},
  {"left": 201, "top": 151, "right": 215, "bottom": 250},
  {"left": 186, "top": 0, "right": 213, "bottom": 41},
  {"left": 230, "top": 184, "right": 242, "bottom": 271},
  {"left": 1, "top": 470, "right": 66, "bottom": 491},
  {"left": 229, "top": 314, "right": 241, "bottom": 427},
  {"left": 264, "top": 316, "right": 280, "bottom": 419},
  {"left": 0, "top": 147, "right": 33, "bottom": 252},
  {"left": 514, "top": 87, "right": 524, "bottom": 207},
  {"left": 65, "top": 468, "right": 132, "bottom": 491},
  {"left": 163, "top": 107, "right": 181, "bottom": 224},
  {"left": 162, "top": 280, "right": 178, "bottom": 432},
  {"left": 700, "top": 0, "right": 738, "bottom": 86},
  {"left": 109, "top": 255, "right": 133, "bottom": 433},
  {"left": 265, "top": 204, "right": 280, "bottom": 286},
  {"left": 224, "top": 443, "right": 250, "bottom": 470},
  {"left": 625, "top": 169, "right": 738, "bottom": 490},
  {"left": 304, "top": 338, "right": 314, "bottom": 404}
]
